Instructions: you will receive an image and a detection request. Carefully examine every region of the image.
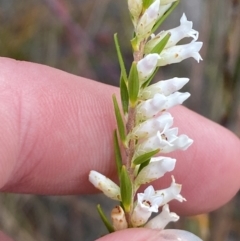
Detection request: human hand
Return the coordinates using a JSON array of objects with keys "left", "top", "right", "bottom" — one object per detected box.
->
[{"left": 0, "top": 57, "right": 239, "bottom": 241}]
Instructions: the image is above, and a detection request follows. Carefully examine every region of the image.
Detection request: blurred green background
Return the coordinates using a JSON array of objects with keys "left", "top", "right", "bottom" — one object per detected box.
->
[{"left": 0, "top": 0, "right": 239, "bottom": 240}]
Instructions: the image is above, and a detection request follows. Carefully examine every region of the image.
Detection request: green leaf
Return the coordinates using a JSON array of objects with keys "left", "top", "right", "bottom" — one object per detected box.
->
[
  {"left": 137, "top": 159, "right": 150, "bottom": 175},
  {"left": 97, "top": 204, "right": 114, "bottom": 233},
  {"left": 112, "top": 94, "right": 126, "bottom": 143},
  {"left": 113, "top": 130, "right": 122, "bottom": 180},
  {"left": 152, "top": 1, "right": 180, "bottom": 33},
  {"left": 141, "top": 66, "right": 159, "bottom": 88},
  {"left": 114, "top": 33, "right": 128, "bottom": 84},
  {"left": 120, "top": 166, "right": 132, "bottom": 213},
  {"left": 150, "top": 33, "right": 171, "bottom": 54},
  {"left": 120, "top": 75, "right": 129, "bottom": 114},
  {"left": 142, "top": 0, "right": 155, "bottom": 9},
  {"left": 133, "top": 149, "right": 160, "bottom": 165},
  {"left": 128, "top": 62, "right": 139, "bottom": 107}
]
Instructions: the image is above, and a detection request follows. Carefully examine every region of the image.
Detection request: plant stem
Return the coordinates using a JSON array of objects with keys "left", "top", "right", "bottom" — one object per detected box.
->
[{"left": 125, "top": 39, "right": 145, "bottom": 226}]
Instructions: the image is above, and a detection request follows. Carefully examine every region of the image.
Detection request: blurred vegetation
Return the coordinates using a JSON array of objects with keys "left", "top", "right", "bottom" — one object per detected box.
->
[{"left": 0, "top": 0, "right": 239, "bottom": 240}]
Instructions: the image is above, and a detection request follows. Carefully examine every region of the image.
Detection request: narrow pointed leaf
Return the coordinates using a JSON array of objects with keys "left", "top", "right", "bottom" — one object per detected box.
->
[
  {"left": 152, "top": 1, "right": 179, "bottom": 32},
  {"left": 97, "top": 204, "right": 114, "bottom": 233},
  {"left": 133, "top": 149, "right": 160, "bottom": 165},
  {"left": 141, "top": 66, "right": 159, "bottom": 88},
  {"left": 114, "top": 33, "right": 128, "bottom": 83},
  {"left": 113, "top": 130, "right": 122, "bottom": 180},
  {"left": 120, "top": 166, "right": 132, "bottom": 213},
  {"left": 112, "top": 94, "right": 126, "bottom": 143},
  {"left": 137, "top": 159, "right": 150, "bottom": 175},
  {"left": 120, "top": 75, "right": 129, "bottom": 114},
  {"left": 150, "top": 33, "right": 171, "bottom": 54},
  {"left": 128, "top": 62, "right": 139, "bottom": 107},
  {"left": 142, "top": 0, "right": 154, "bottom": 9}
]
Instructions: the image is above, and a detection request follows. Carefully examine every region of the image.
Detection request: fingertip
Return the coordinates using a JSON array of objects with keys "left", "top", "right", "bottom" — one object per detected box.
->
[{"left": 96, "top": 228, "right": 202, "bottom": 241}]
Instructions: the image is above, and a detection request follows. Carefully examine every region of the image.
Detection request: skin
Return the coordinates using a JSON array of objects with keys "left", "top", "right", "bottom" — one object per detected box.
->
[{"left": 0, "top": 57, "right": 239, "bottom": 240}]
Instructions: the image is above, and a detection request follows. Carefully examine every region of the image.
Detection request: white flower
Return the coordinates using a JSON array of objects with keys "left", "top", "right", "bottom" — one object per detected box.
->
[
  {"left": 136, "top": 0, "right": 160, "bottom": 41},
  {"left": 135, "top": 156, "right": 176, "bottom": 186},
  {"left": 144, "top": 204, "right": 179, "bottom": 229},
  {"left": 145, "top": 14, "right": 199, "bottom": 53},
  {"left": 111, "top": 206, "right": 128, "bottom": 231},
  {"left": 137, "top": 53, "right": 159, "bottom": 84},
  {"left": 157, "top": 42, "right": 203, "bottom": 66},
  {"left": 131, "top": 186, "right": 163, "bottom": 227},
  {"left": 135, "top": 128, "right": 193, "bottom": 157},
  {"left": 130, "top": 112, "right": 173, "bottom": 139},
  {"left": 89, "top": 171, "right": 121, "bottom": 201},
  {"left": 128, "top": 0, "right": 142, "bottom": 27},
  {"left": 155, "top": 176, "right": 186, "bottom": 204},
  {"left": 140, "top": 77, "right": 189, "bottom": 100},
  {"left": 137, "top": 92, "right": 190, "bottom": 121}
]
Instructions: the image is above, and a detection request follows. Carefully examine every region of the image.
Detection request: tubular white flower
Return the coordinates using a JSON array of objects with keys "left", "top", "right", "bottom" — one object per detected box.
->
[
  {"left": 128, "top": 0, "right": 142, "bottom": 27},
  {"left": 136, "top": 0, "right": 160, "bottom": 41},
  {"left": 89, "top": 171, "right": 121, "bottom": 201},
  {"left": 137, "top": 53, "right": 159, "bottom": 84},
  {"left": 144, "top": 204, "right": 179, "bottom": 229},
  {"left": 137, "top": 92, "right": 190, "bottom": 121},
  {"left": 155, "top": 176, "right": 186, "bottom": 204},
  {"left": 135, "top": 156, "right": 176, "bottom": 186},
  {"left": 140, "top": 77, "right": 189, "bottom": 100},
  {"left": 131, "top": 186, "right": 163, "bottom": 227},
  {"left": 130, "top": 112, "right": 173, "bottom": 139},
  {"left": 145, "top": 14, "right": 199, "bottom": 53},
  {"left": 111, "top": 206, "right": 128, "bottom": 231},
  {"left": 157, "top": 42, "right": 203, "bottom": 66},
  {"left": 135, "top": 128, "right": 193, "bottom": 157}
]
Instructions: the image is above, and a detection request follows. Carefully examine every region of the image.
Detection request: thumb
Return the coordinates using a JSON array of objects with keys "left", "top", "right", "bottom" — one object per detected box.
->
[{"left": 96, "top": 228, "right": 203, "bottom": 241}]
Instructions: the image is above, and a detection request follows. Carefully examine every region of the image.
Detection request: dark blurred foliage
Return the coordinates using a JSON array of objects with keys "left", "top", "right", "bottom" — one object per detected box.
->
[{"left": 0, "top": 0, "right": 239, "bottom": 240}]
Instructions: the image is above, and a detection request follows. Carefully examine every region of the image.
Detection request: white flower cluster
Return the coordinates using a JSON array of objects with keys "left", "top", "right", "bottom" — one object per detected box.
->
[{"left": 89, "top": 0, "right": 203, "bottom": 232}]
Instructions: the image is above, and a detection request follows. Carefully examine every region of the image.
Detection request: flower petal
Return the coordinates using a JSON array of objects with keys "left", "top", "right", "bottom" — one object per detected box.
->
[{"left": 144, "top": 204, "right": 179, "bottom": 229}]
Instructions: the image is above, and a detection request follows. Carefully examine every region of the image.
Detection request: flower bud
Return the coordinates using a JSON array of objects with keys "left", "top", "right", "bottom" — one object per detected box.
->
[
  {"left": 130, "top": 112, "right": 173, "bottom": 139},
  {"left": 140, "top": 77, "right": 189, "bottom": 100},
  {"left": 128, "top": 0, "right": 143, "bottom": 27},
  {"left": 89, "top": 171, "right": 121, "bottom": 201},
  {"left": 111, "top": 206, "right": 128, "bottom": 230},
  {"left": 136, "top": 0, "right": 160, "bottom": 41},
  {"left": 137, "top": 53, "right": 159, "bottom": 84},
  {"left": 137, "top": 92, "right": 190, "bottom": 121},
  {"left": 135, "top": 156, "right": 176, "bottom": 186}
]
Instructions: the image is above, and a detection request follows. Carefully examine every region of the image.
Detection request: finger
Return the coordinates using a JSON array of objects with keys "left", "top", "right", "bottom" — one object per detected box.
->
[
  {"left": 96, "top": 229, "right": 202, "bottom": 241},
  {"left": 0, "top": 231, "right": 14, "bottom": 241},
  {"left": 0, "top": 58, "right": 239, "bottom": 215}
]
